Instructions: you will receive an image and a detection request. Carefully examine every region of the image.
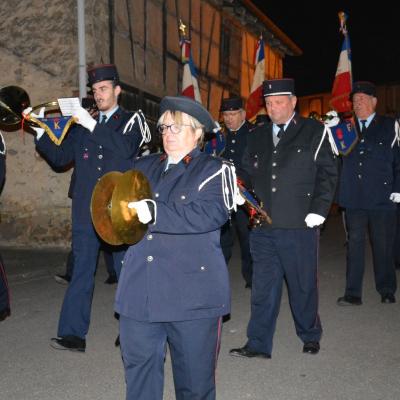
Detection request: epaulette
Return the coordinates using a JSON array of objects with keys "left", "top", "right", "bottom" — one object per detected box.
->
[
  {"left": 221, "top": 159, "right": 234, "bottom": 167},
  {"left": 123, "top": 110, "right": 151, "bottom": 147},
  {"left": 208, "top": 154, "right": 233, "bottom": 167}
]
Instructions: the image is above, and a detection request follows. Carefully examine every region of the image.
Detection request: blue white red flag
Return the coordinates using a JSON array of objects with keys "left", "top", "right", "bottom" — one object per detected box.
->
[
  {"left": 180, "top": 38, "right": 202, "bottom": 103},
  {"left": 246, "top": 36, "right": 266, "bottom": 121},
  {"left": 330, "top": 12, "right": 352, "bottom": 113}
]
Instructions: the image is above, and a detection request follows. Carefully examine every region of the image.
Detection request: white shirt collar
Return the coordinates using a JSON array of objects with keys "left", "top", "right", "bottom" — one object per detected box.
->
[
  {"left": 99, "top": 105, "right": 119, "bottom": 123},
  {"left": 273, "top": 112, "right": 295, "bottom": 134}
]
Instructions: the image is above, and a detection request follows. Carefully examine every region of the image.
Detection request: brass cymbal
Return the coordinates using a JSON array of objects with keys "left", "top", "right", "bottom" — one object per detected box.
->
[
  {"left": 90, "top": 171, "right": 124, "bottom": 245},
  {"left": 111, "top": 170, "right": 152, "bottom": 245}
]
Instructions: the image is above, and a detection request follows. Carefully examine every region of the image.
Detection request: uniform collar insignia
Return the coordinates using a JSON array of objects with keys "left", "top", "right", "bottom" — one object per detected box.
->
[{"left": 183, "top": 154, "right": 192, "bottom": 164}]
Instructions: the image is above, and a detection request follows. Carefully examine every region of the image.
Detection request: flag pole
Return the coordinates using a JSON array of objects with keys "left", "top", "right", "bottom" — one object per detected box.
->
[
  {"left": 178, "top": 20, "right": 202, "bottom": 103},
  {"left": 330, "top": 11, "right": 352, "bottom": 115},
  {"left": 339, "top": 12, "right": 352, "bottom": 86}
]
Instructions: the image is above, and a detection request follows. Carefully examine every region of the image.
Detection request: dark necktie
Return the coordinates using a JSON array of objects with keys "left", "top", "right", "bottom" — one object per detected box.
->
[
  {"left": 276, "top": 124, "right": 285, "bottom": 139},
  {"left": 99, "top": 115, "right": 107, "bottom": 124},
  {"left": 360, "top": 120, "right": 367, "bottom": 132}
]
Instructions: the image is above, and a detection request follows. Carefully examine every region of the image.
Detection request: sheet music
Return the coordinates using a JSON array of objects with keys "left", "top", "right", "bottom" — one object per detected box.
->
[{"left": 57, "top": 97, "right": 81, "bottom": 117}]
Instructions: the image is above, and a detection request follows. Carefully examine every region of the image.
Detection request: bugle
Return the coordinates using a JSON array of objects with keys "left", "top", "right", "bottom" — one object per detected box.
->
[
  {"left": 0, "top": 85, "right": 78, "bottom": 145},
  {"left": 0, "top": 85, "right": 58, "bottom": 127}
]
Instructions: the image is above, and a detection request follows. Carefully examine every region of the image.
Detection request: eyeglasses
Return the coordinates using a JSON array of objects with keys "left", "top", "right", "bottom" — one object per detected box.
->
[{"left": 157, "top": 123, "right": 192, "bottom": 135}]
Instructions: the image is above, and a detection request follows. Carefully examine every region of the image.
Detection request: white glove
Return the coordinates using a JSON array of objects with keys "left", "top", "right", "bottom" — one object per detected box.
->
[
  {"left": 324, "top": 110, "right": 340, "bottom": 128},
  {"left": 390, "top": 193, "right": 400, "bottom": 203},
  {"left": 32, "top": 126, "right": 45, "bottom": 139},
  {"left": 22, "top": 106, "right": 32, "bottom": 116},
  {"left": 235, "top": 191, "right": 246, "bottom": 206},
  {"left": 127, "top": 199, "right": 153, "bottom": 224},
  {"left": 22, "top": 107, "right": 45, "bottom": 138},
  {"left": 305, "top": 213, "right": 325, "bottom": 228},
  {"left": 22, "top": 106, "right": 45, "bottom": 119},
  {"left": 72, "top": 106, "right": 97, "bottom": 132}
]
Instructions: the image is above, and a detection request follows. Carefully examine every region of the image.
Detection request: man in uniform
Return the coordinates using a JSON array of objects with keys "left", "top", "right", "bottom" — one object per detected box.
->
[
  {"left": 337, "top": 81, "right": 400, "bottom": 306},
  {"left": 25, "top": 64, "right": 148, "bottom": 352},
  {"left": 230, "top": 78, "right": 338, "bottom": 358},
  {"left": 219, "top": 97, "right": 253, "bottom": 288}
]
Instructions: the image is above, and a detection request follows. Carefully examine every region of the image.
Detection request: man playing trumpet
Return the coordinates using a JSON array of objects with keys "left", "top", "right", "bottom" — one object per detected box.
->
[{"left": 24, "top": 64, "right": 149, "bottom": 352}]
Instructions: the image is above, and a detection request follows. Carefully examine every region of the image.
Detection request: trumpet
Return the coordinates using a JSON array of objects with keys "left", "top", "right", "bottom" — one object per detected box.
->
[
  {"left": 0, "top": 85, "right": 59, "bottom": 128},
  {"left": 0, "top": 85, "right": 79, "bottom": 146}
]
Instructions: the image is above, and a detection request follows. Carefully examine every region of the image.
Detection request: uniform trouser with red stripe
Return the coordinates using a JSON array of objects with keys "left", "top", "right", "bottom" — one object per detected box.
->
[
  {"left": 120, "top": 315, "right": 222, "bottom": 400},
  {"left": 246, "top": 227, "right": 322, "bottom": 356}
]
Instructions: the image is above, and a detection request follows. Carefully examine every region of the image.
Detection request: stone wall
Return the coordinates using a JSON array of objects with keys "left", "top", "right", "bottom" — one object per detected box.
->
[{"left": 0, "top": 0, "right": 110, "bottom": 248}]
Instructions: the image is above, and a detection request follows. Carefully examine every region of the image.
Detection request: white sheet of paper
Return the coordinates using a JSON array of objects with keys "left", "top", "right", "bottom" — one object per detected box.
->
[{"left": 58, "top": 97, "right": 81, "bottom": 117}]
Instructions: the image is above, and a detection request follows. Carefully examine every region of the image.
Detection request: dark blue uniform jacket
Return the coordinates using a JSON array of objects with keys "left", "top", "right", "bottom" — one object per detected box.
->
[
  {"left": 242, "top": 114, "right": 338, "bottom": 229},
  {"left": 221, "top": 121, "right": 252, "bottom": 169},
  {"left": 115, "top": 148, "right": 231, "bottom": 322},
  {"left": 35, "top": 107, "right": 142, "bottom": 225},
  {"left": 339, "top": 115, "right": 400, "bottom": 210}
]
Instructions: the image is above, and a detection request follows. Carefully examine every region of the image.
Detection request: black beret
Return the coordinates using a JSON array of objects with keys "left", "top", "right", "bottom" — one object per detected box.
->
[
  {"left": 220, "top": 97, "right": 243, "bottom": 112},
  {"left": 159, "top": 96, "right": 218, "bottom": 132},
  {"left": 263, "top": 78, "right": 295, "bottom": 97},
  {"left": 350, "top": 81, "right": 376, "bottom": 98},
  {"left": 87, "top": 64, "right": 119, "bottom": 87}
]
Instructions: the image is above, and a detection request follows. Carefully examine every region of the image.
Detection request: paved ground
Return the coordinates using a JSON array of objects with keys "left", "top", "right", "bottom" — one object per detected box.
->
[{"left": 0, "top": 214, "right": 399, "bottom": 400}]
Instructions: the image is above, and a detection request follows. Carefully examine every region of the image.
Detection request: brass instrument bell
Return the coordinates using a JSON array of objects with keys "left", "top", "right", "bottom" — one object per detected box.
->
[
  {"left": 0, "top": 85, "right": 59, "bottom": 128},
  {"left": 0, "top": 86, "right": 31, "bottom": 126}
]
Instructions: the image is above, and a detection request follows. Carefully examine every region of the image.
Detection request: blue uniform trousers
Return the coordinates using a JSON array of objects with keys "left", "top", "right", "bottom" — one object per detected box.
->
[
  {"left": 65, "top": 244, "right": 117, "bottom": 279},
  {"left": 57, "top": 224, "right": 125, "bottom": 339},
  {"left": 221, "top": 208, "right": 252, "bottom": 285},
  {"left": 345, "top": 209, "right": 397, "bottom": 298},
  {"left": 120, "top": 315, "right": 221, "bottom": 400},
  {"left": 246, "top": 228, "right": 321, "bottom": 355}
]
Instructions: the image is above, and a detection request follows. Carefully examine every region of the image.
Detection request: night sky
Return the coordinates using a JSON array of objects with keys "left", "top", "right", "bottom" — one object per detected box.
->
[{"left": 251, "top": 2, "right": 400, "bottom": 96}]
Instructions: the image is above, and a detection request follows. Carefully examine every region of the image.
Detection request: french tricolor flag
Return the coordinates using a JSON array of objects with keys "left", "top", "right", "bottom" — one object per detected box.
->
[
  {"left": 330, "top": 13, "right": 352, "bottom": 113},
  {"left": 246, "top": 36, "right": 266, "bottom": 121},
  {"left": 181, "top": 39, "right": 202, "bottom": 103}
]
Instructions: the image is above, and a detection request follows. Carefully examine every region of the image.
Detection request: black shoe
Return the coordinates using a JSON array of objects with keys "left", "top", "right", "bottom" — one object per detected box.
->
[
  {"left": 0, "top": 307, "right": 10, "bottom": 321},
  {"left": 229, "top": 346, "right": 270, "bottom": 359},
  {"left": 303, "top": 341, "right": 320, "bottom": 355},
  {"left": 54, "top": 274, "right": 71, "bottom": 285},
  {"left": 104, "top": 274, "right": 117, "bottom": 284},
  {"left": 50, "top": 335, "right": 86, "bottom": 352},
  {"left": 337, "top": 295, "right": 362, "bottom": 306},
  {"left": 115, "top": 335, "right": 120, "bottom": 347},
  {"left": 381, "top": 294, "right": 396, "bottom": 304},
  {"left": 245, "top": 283, "right": 252, "bottom": 289}
]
